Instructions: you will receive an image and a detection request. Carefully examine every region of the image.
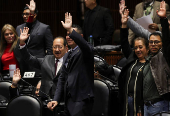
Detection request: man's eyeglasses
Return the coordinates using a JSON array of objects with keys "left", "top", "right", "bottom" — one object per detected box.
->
[
  {"left": 52, "top": 45, "right": 64, "bottom": 50},
  {"left": 149, "top": 40, "right": 161, "bottom": 45},
  {"left": 22, "top": 13, "right": 30, "bottom": 17}
]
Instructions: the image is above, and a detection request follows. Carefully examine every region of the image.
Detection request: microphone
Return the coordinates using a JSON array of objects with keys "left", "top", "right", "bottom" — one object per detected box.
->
[{"left": 20, "top": 78, "right": 52, "bottom": 101}]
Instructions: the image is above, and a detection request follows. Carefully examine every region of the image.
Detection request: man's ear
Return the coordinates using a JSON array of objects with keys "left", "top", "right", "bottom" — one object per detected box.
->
[
  {"left": 34, "top": 14, "right": 37, "bottom": 19},
  {"left": 81, "top": 34, "right": 83, "bottom": 38}
]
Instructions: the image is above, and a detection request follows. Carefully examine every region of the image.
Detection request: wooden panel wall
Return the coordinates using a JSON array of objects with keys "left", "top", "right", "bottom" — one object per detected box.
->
[
  {"left": 0, "top": 0, "right": 169, "bottom": 38},
  {"left": 0, "top": 0, "right": 79, "bottom": 38}
]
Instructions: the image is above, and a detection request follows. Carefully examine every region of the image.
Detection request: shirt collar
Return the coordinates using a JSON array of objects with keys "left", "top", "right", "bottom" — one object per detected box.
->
[
  {"left": 91, "top": 5, "right": 98, "bottom": 12},
  {"left": 26, "top": 19, "right": 37, "bottom": 28},
  {"left": 149, "top": 1, "right": 153, "bottom": 6},
  {"left": 71, "top": 45, "right": 78, "bottom": 51},
  {"left": 55, "top": 57, "right": 63, "bottom": 63}
]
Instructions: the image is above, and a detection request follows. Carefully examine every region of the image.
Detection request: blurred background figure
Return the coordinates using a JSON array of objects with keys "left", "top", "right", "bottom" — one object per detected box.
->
[
  {"left": 128, "top": 0, "right": 170, "bottom": 46},
  {"left": 35, "top": 80, "right": 41, "bottom": 96},
  {"left": 83, "top": 0, "right": 114, "bottom": 46}
]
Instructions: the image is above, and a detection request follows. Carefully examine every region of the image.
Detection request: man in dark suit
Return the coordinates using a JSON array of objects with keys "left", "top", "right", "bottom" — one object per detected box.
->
[
  {"left": 47, "top": 12, "right": 94, "bottom": 116},
  {"left": 19, "top": 26, "right": 67, "bottom": 99},
  {"left": 16, "top": 0, "right": 53, "bottom": 76},
  {"left": 83, "top": 0, "right": 114, "bottom": 46}
]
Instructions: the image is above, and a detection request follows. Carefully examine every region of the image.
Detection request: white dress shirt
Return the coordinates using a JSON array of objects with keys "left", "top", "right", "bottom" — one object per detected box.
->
[{"left": 55, "top": 57, "right": 63, "bottom": 75}]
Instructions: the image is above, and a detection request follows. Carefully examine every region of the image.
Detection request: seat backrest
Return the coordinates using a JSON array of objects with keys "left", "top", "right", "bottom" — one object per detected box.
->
[
  {"left": 7, "top": 95, "right": 42, "bottom": 116},
  {"left": 153, "top": 111, "right": 170, "bottom": 116},
  {"left": 0, "top": 81, "right": 12, "bottom": 101},
  {"left": 92, "top": 79, "right": 110, "bottom": 116},
  {"left": 94, "top": 55, "right": 105, "bottom": 62},
  {"left": 113, "top": 65, "right": 121, "bottom": 79}
]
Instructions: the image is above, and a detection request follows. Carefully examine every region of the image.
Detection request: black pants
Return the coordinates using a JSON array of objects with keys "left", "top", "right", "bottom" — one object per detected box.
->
[{"left": 63, "top": 97, "right": 94, "bottom": 116}]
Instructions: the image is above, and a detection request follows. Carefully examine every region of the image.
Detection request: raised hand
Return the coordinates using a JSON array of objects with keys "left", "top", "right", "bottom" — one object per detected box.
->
[
  {"left": 61, "top": 12, "right": 72, "bottom": 31},
  {"left": 26, "top": 0, "right": 36, "bottom": 14},
  {"left": 121, "top": 9, "right": 129, "bottom": 25},
  {"left": 11, "top": 68, "right": 21, "bottom": 88},
  {"left": 20, "top": 27, "right": 30, "bottom": 44},
  {"left": 119, "top": 0, "right": 126, "bottom": 17},
  {"left": 157, "top": 1, "right": 166, "bottom": 18}
]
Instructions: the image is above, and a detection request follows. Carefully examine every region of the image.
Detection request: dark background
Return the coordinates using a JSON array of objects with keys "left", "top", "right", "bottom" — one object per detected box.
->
[{"left": 0, "top": 0, "right": 169, "bottom": 40}]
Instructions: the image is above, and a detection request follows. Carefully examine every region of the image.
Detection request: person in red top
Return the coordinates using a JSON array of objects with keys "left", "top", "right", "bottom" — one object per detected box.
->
[
  {"left": 0, "top": 24, "right": 24, "bottom": 77},
  {"left": 0, "top": 1, "right": 34, "bottom": 77}
]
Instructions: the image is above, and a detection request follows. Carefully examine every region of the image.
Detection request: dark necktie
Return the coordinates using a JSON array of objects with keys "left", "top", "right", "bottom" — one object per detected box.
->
[
  {"left": 55, "top": 59, "right": 59, "bottom": 76},
  {"left": 145, "top": 5, "right": 153, "bottom": 16},
  {"left": 65, "top": 51, "right": 72, "bottom": 68}
]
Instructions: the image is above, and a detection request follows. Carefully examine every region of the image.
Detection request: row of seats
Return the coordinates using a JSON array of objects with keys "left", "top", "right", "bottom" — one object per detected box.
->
[
  {"left": 0, "top": 55, "right": 126, "bottom": 116},
  {"left": 0, "top": 78, "right": 119, "bottom": 116}
]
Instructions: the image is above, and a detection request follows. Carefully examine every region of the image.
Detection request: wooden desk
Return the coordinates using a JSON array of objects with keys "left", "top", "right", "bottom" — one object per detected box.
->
[{"left": 95, "top": 51, "right": 124, "bottom": 65}]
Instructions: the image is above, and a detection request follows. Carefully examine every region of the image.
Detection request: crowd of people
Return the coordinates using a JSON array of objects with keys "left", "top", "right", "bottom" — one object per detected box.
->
[
  {"left": 1, "top": 0, "right": 170, "bottom": 116},
  {"left": 119, "top": 0, "right": 170, "bottom": 116}
]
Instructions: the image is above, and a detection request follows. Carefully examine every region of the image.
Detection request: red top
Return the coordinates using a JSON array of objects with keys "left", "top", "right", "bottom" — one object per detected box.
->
[{"left": 1, "top": 43, "right": 19, "bottom": 70}]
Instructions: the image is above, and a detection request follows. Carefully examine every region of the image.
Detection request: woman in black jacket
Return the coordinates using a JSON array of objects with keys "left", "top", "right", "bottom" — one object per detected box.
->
[{"left": 118, "top": 9, "right": 149, "bottom": 116}]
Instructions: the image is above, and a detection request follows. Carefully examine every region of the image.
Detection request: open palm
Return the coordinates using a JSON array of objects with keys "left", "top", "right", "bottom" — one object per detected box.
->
[
  {"left": 20, "top": 27, "right": 30, "bottom": 42},
  {"left": 157, "top": 1, "right": 166, "bottom": 18},
  {"left": 26, "top": 0, "right": 36, "bottom": 14},
  {"left": 121, "top": 9, "right": 129, "bottom": 24},
  {"left": 12, "top": 68, "right": 21, "bottom": 84},
  {"left": 119, "top": 0, "right": 126, "bottom": 16},
  {"left": 61, "top": 12, "right": 72, "bottom": 30}
]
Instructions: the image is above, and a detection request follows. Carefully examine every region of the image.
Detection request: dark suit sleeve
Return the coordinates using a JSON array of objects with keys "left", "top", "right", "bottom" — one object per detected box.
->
[
  {"left": 161, "top": 18, "right": 170, "bottom": 66},
  {"left": 120, "top": 28, "right": 133, "bottom": 59},
  {"left": 44, "top": 26, "right": 53, "bottom": 55},
  {"left": 20, "top": 45, "right": 43, "bottom": 70},
  {"left": 83, "top": 11, "right": 88, "bottom": 41},
  {"left": 69, "top": 30, "right": 93, "bottom": 59},
  {"left": 9, "top": 86, "right": 19, "bottom": 100},
  {"left": 53, "top": 30, "right": 94, "bottom": 102},
  {"left": 53, "top": 65, "right": 66, "bottom": 102},
  {"left": 102, "top": 8, "right": 114, "bottom": 45},
  {"left": 16, "top": 26, "right": 20, "bottom": 35}
]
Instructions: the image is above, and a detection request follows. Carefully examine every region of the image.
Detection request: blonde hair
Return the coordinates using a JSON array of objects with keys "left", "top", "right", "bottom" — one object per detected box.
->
[{"left": 0, "top": 24, "right": 19, "bottom": 56}]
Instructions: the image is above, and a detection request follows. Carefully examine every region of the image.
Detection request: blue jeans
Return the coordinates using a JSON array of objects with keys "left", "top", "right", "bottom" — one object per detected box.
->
[
  {"left": 128, "top": 96, "right": 134, "bottom": 116},
  {"left": 144, "top": 100, "right": 170, "bottom": 116}
]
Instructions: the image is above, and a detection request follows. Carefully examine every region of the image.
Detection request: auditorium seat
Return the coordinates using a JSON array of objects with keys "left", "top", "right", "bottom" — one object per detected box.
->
[
  {"left": 153, "top": 111, "right": 170, "bottom": 116},
  {"left": 112, "top": 65, "right": 121, "bottom": 79},
  {"left": 7, "top": 95, "right": 42, "bottom": 116},
  {"left": 92, "top": 79, "right": 119, "bottom": 116},
  {"left": 94, "top": 55, "right": 105, "bottom": 62},
  {"left": 0, "top": 81, "right": 12, "bottom": 102}
]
